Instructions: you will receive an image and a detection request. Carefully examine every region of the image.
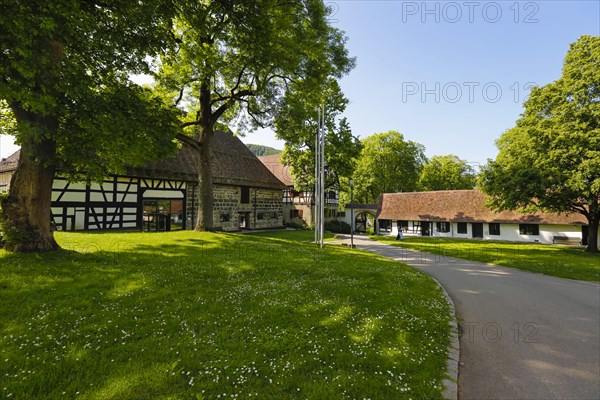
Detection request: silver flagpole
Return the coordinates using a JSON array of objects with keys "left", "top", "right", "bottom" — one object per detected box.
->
[
  {"left": 320, "top": 103, "right": 325, "bottom": 248},
  {"left": 315, "top": 106, "right": 319, "bottom": 245}
]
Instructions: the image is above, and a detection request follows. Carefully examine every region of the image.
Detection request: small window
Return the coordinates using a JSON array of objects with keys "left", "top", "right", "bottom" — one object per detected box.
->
[
  {"left": 240, "top": 186, "right": 250, "bottom": 204},
  {"left": 283, "top": 190, "right": 291, "bottom": 204},
  {"left": 436, "top": 222, "right": 450, "bottom": 233},
  {"left": 379, "top": 219, "right": 392, "bottom": 232},
  {"left": 270, "top": 212, "right": 278, "bottom": 219},
  {"left": 219, "top": 214, "right": 230, "bottom": 222},
  {"left": 519, "top": 224, "right": 539, "bottom": 235},
  {"left": 489, "top": 223, "right": 501, "bottom": 235},
  {"left": 290, "top": 209, "right": 302, "bottom": 219},
  {"left": 257, "top": 212, "right": 264, "bottom": 220},
  {"left": 299, "top": 209, "right": 303, "bottom": 218},
  {"left": 457, "top": 222, "right": 467, "bottom": 234},
  {"left": 328, "top": 191, "right": 336, "bottom": 200}
]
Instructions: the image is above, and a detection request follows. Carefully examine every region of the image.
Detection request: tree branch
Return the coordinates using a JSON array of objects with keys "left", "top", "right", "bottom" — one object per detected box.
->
[
  {"left": 247, "top": 108, "right": 265, "bottom": 128},
  {"left": 570, "top": 203, "right": 590, "bottom": 218},
  {"left": 212, "top": 101, "right": 232, "bottom": 123},
  {"left": 265, "top": 73, "right": 296, "bottom": 85},
  {"left": 176, "top": 133, "right": 200, "bottom": 150},
  {"left": 231, "top": 66, "right": 247, "bottom": 94},
  {"left": 210, "top": 89, "right": 255, "bottom": 106},
  {"left": 173, "top": 88, "right": 185, "bottom": 107}
]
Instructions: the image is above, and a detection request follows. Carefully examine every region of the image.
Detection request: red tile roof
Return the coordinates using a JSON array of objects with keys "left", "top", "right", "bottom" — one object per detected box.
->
[
  {"left": 376, "top": 190, "right": 587, "bottom": 225},
  {"left": 257, "top": 154, "right": 294, "bottom": 187}
]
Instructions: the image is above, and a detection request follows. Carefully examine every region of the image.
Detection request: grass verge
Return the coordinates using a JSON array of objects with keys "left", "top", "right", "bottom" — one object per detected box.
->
[
  {"left": 370, "top": 235, "right": 600, "bottom": 282},
  {"left": 1, "top": 231, "right": 451, "bottom": 399}
]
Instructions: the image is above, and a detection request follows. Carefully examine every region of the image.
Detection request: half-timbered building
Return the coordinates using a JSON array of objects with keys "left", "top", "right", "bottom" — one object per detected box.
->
[
  {"left": 258, "top": 154, "right": 339, "bottom": 226},
  {"left": 376, "top": 190, "right": 598, "bottom": 246},
  {"left": 0, "top": 131, "right": 286, "bottom": 232}
]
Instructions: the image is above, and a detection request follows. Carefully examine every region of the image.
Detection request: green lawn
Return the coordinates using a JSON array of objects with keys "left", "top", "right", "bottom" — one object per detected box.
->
[
  {"left": 371, "top": 235, "right": 600, "bottom": 282},
  {"left": 246, "top": 229, "right": 334, "bottom": 242},
  {"left": 1, "top": 231, "right": 451, "bottom": 399}
]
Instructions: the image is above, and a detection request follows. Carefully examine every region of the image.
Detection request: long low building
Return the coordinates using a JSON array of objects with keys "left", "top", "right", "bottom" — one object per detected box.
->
[
  {"left": 376, "top": 190, "right": 597, "bottom": 246},
  {"left": 0, "top": 131, "right": 286, "bottom": 232}
]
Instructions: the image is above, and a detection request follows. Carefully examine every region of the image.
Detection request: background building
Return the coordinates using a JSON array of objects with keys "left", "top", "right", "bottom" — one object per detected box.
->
[
  {"left": 258, "top": 154, "right": 339, "bottom": 226},
  {"left": 376, "top": 190, "right": 596, "bottom": 246}
]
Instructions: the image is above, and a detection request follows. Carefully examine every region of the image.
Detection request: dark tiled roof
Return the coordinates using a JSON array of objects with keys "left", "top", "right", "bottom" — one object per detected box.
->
[
  {"left": 257, "top": 154, "right": 294, "bottom": 187},
  {"left": 131, "top": 131, "right": 287, "bottom": 190},
  {"left": 0, "top": 133, "right": 287, "bottom": 190},
  {"left": 376, "top": 190, "right": 587, "bottom": 225},
  {"left": 0, "top": 150, "right": 20, "bottom": 173}
]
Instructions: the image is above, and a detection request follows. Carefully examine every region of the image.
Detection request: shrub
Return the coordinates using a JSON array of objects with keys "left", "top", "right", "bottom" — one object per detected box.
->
[{"left": 324, "top": 220, "right": 351, "bottom": 234}]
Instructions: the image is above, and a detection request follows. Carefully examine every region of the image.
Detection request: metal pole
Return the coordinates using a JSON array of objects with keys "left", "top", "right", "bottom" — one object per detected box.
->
[
  {"left": 320, "top": 103, "right": 325, "bottom": 248},
  {"left": 350, "top": 182, "right": 354, "bottom": 249},
  {"left": 313, "top": 107, "right": 321, "bottom": 243}
]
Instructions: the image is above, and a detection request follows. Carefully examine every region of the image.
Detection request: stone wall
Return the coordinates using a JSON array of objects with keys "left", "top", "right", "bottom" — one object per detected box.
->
[
  {"left": 186, "top": 183, "right": 283, "bottom": 231},
  {"left": 185, "top": 184, "right": 198, "bottom": 230},
  {"left": 251, "top": 188, "right": 284, "bottom": 230},
  {"left": 212, "top": 185, "right": 241, "bottom": 231}
]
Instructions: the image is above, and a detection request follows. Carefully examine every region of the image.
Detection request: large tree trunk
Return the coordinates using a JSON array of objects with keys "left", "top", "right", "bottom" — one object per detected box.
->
[
  {"left": 586, "top": 214, "right": 599, "bottom": 253},
  {"left": 1, "top": 137, "right": 59, "bottom": 252},
  {"left": 195, "top": 126, "right": 214, "bottom": 231}
]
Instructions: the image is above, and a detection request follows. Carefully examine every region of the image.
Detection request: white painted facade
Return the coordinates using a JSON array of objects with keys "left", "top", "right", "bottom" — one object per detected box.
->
[{"left": 384, "top": 220, "right": 592, "bottom": 246}]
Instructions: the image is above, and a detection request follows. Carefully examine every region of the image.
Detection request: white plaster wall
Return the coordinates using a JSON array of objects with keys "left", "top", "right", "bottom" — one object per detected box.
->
[
  {"left": 143, "top": 189, "right": 184, "bottom": 199},
  {"left": 379, "top": 220, "right": 596, "bottom": 246},
  {"left": 539, "top": 224, "right": 584, "bottom": 244},
  {"left": 0, "top": 172, "right": 12, "bottom": 192}
]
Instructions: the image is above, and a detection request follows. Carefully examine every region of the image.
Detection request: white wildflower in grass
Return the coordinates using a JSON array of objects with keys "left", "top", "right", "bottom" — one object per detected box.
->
[{"left": 0, "top": 231, "right": 453, "bottom": 399}]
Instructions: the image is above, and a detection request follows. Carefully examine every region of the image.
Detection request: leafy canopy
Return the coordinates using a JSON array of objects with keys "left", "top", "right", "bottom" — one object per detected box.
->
[
  {"left": 155, "top": 0, "right": 354, "bottom": 135},
  {"left": 352, "top": 131, "right": 426, "bottom": 204},
  {"left": 419, "top": 155, "right": 476, "bottom": 191},
  {"left": 277, "top": 78, "right": 362, "bottom": 191},
  {"left": 0, "top": 0, "right": 181, "bottom": 179},
  {"left": 479, "top": 35, "right": 600, "bottom": 250}
]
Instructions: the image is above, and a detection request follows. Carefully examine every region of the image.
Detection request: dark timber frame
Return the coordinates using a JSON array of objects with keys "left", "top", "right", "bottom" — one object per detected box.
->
[{"left": 50, "top": 175, "right": 191, "bottom": 232}]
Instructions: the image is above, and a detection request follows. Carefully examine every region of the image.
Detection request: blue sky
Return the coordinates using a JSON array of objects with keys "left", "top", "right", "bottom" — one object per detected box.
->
[
  {"left": 1, "top": 1, "right": 599, "bottom": 164},
  {"left": 244, "top": 0, "right": 600, "bottom": 166}
]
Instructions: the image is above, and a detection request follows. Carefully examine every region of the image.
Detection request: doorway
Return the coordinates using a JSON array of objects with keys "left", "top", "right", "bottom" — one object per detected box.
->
[
  {"left": 143, "top": 199, "right": 184, "bottom": 232},
  {"left": 421, "top": 221, "right": 431, "bottom": 236},
  {"left": 472, "top": 223, "right": 483, "bottom": 238},
  {"left": 239, "top": 212, "right": 250, "bottom": 230},
  {"left": 582, "top": 226, "right": 589, "bottom": 246}
]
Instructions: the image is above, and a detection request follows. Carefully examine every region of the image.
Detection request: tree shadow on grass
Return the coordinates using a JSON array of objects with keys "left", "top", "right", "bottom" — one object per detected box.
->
[{"left": 0, "top": 232, "right": 453, "bottom": 399}]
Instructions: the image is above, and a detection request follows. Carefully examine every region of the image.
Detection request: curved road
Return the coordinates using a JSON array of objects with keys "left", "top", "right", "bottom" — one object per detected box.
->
[{"left": 350, "top": 236, "right": 600, "bottom": 400}]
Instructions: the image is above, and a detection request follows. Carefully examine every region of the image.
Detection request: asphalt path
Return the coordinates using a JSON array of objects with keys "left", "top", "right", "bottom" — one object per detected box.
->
[{"left": 348, "top": 235, "right": 600, "bottom": 400}]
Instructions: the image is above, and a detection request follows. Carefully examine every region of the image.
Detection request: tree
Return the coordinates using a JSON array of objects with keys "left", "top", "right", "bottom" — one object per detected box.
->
[
  {"left": 479, "top": 35, "right": 600, "bottom": 253},
  {"left": 0, "top": 1, "right": 182, "bottom": 251},
  {"left": 155, "top": 0, "right": 354, "bottom": 231},
  {"left": 352, "top": 131, "right": 426, "bottom": 204},
  {"left": 419, "top": 155, "right": 476, "bottom": 191},
  {"left": 246, "top": 144, "right": 281, "bottom": 157},
  {"left": 276, "top": 78, "right": 362, "bottom": 192}
]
